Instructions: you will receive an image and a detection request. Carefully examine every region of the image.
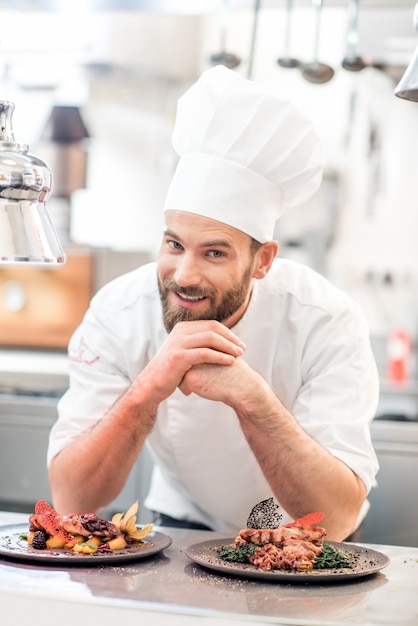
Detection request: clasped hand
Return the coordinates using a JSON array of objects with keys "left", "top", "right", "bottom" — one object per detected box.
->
[{"left": 142, "top": 320, "right": 249, "bottom": 405}]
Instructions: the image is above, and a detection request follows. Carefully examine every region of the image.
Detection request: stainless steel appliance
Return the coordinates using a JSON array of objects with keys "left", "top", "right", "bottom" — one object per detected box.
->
[
  {"left": 0, "top": 357, "right": 153, "bottom": 521},
  {"left": 361, "top": 417, "right": 418, "bottom": 547},
  {"left": 0, "top": 244, "right": 154, "bottom": 521},
  {"left": 0, "top": 391, "right": 62, "bottom": 511}
]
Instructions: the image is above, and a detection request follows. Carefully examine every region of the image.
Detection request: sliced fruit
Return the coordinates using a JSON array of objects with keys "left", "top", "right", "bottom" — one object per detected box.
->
[
  {"left": 119, "top": 501, "right": 139, "bottom": 532},
  {"left": 124, "top": 515, "right": 138, "bottom": 534},
  {"left": 87, "top": 535, "right": 102, "bottom": 547},
  {"left": 73, "top": 541, "right": 99, "bottom": 554},
  {"left": 27, "top": 530, "right": 35, "bottom": 545},
  {"left": 64, "top": 538, "right": 79, "bottom": 549},
  {"left": 107, "top": 535, "right": 127, "bottom": 551},
  {"left": 112, "top": 500, "right": 141, "bottom": 534},
  {"left": 74, "top": 534, "right": 86, "bottom": 544},
  {"left": 65, "top": 534, "right": 90, "bottom": 549},
  {"left": 46, "top": 535, "right": 66, "bottom": 549},
  {"left": 123, "top": 500, "right": 139, "bottom": 522},
  {"left": 128, "top": 523, "right": 154, "bottom": 541},
  {"left": 111, "top": 512, "right": 123, "bottom": 527}
]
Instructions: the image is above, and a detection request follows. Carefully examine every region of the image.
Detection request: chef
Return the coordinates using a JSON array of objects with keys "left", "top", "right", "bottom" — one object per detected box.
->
[{"left": 48, "top": 65, "right": 379, "bottom": 541}]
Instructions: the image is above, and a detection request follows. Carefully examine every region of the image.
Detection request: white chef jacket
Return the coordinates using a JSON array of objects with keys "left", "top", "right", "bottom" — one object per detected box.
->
[{"left": 47, "top": 259, "right": 379, "bottom": 532}]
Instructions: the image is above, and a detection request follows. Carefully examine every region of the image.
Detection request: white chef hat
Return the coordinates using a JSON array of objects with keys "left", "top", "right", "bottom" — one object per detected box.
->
[{"left": 163, "top": 65, "right": 324, "bottom": 243}]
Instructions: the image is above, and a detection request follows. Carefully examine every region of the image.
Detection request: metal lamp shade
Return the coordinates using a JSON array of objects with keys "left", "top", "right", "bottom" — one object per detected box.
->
[
  {"left": 0, "top": 201, "right": 65, "bottom": 265},
  {"left": 394, "top": 2, "right": 418, "bottom": 102},
  {"left": 395, "top": 41, "right": 418, "bottom": 102},
  {"left": 0, "top": 100, "right": 65, "bottom": 265}
]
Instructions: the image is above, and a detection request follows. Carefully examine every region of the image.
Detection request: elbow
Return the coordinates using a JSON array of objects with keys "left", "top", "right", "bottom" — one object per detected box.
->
[
  {"left": 325, "top": 477, "right": 367, "bottom": 542},
  {"left": 48, "top": 453, "right": 87, "bottom": 515},
  {"left": 48, "top": 454, "right": 71, "bottom": 514},
  {"left": 48, "top": 452, "right": 118, "bottom": 515}
]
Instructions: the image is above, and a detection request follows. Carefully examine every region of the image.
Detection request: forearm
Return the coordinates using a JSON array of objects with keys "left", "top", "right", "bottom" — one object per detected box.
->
[
  {"left": 49, "top": 383, "right": 158, "bottom": 515},
  {"left": 235, "top": 381, "right": 366, "bottom": 540},
  {"left": 50, "top": 320, "right": 246, "bottom": 515}
]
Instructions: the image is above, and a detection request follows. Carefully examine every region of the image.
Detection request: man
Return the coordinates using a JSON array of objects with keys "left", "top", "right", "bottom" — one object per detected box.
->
[{"left": 48, "top": 66, "right": 379, "bottom": 541}]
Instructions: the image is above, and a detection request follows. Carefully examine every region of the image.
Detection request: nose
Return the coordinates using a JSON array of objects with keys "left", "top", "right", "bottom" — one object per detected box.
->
[{"left": 173, "top": 252, "right": 202, "bottom": 287}]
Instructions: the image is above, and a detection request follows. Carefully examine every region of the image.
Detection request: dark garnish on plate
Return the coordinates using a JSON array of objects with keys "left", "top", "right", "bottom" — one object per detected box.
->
[
  {"left": 246, "top": 498, "right": 283, "bottom": 529},
  {"left": 218, "top": 543, "right": 259, "bottom": 563},
  {"left": 313, "top": 543, "right": 353, "bottom": 569},
  {"left": 217, "top": 542, "right": 354, "bottom": 570},
  {"left": 31, "top": 530, "right": 48, "bottom": 550}
]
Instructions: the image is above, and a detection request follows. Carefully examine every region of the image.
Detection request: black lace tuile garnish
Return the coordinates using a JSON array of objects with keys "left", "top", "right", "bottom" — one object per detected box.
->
[{"left": 246, "top": 498, "right": 283, "bottom": 529}]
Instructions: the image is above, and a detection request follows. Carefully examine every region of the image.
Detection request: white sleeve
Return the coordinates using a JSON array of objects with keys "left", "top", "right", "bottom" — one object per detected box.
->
[
  {"left": 293, "top": 299, "right": 380, "bottom": 494},
  {"left": 47, "top": 303, "right": 131, "bottom": 466}
]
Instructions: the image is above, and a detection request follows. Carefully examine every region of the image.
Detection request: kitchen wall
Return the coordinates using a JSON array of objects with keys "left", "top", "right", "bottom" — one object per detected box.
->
[
  {"left": 1, "top": 3, "right": 418, "bottom": 538},
  {"left": 198, "top": 6, "right": 418, "bottom": 349},
  {"left": 1, "top": 4, "right": 418, "bottom": 370}
]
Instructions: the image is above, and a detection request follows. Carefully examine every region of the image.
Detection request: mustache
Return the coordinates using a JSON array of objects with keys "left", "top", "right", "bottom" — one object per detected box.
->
[{"left": 162, "top": 278, "right": 215, "bottom": 299}]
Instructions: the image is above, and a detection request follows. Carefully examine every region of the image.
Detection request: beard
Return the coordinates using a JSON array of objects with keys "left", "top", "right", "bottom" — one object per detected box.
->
[{"left": 158, "top": 265, "right": 253, "bottom": 333}]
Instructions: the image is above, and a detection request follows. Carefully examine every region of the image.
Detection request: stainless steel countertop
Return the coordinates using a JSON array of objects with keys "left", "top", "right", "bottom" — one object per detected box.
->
[{"left": 1, "top": 511, "right": 417, "bottom": 626}]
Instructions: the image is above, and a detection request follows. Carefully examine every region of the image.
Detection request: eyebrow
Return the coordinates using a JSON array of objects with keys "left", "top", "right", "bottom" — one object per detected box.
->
[
  {"left": 201, "top": 239, "right": 233, "bottom": 249},
  {"left": 163, "top": 229, "right": 233, "bottom": 249}
]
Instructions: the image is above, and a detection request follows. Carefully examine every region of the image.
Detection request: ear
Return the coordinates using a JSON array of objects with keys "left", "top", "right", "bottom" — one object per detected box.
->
[{"left": 253, "top": 241, "right": 279, "bottom": 279}]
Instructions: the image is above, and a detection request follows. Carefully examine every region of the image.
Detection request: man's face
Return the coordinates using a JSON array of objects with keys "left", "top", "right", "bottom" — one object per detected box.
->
[{"left": 157, "top": 211, "right": 258, "bottom": 333}]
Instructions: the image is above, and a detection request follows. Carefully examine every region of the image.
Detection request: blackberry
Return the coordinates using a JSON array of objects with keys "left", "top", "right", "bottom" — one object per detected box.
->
[{"left": 32, "top": 530, "right": 48, "bottom": 550}]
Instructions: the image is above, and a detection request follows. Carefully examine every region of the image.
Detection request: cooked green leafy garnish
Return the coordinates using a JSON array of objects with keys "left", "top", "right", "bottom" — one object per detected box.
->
[
  {"left": 217, "top": 542, "right": 353, "bottom": 570},
  {"left": 314, "top": 543, "right": 353, "bottom": 569},
  {"left": 217, "top": 543, "right": 258, "bottom": 562}
]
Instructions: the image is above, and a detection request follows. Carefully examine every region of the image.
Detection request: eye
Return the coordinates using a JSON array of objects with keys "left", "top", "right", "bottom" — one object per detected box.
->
[
  {"left": 207, "top": 250, "right": 225, "bottom": 258},
  {"left": 168, "top": 240, "right": 183, "bottom": 250}
]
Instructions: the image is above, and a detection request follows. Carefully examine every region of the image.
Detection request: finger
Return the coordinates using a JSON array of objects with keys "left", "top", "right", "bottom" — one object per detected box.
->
[
  {"left": 174, "top": 320, "right": 246, "bottom": 351},
  {"left": 183, "top": 333, "right": 244, "bottom": 358},
  {"left": 178, "top": 379, "right": 192, "bottom": 396},
  {"left": 168, "top": 347, "right": 236, "bottom": 376},
  {"left": 186, "top": 347, "right": 237, "bottom": 366}
]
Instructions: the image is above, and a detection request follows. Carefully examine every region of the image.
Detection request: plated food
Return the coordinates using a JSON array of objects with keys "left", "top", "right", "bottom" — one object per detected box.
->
[
  {"left": 222, "top": 511, "right": 347, "bottom": 573},
  {"left": 186, "top": 538, "right": 390, "bottom": 583},
  {"left": 186, "top": 506, "right": 390, "bottom": 582},
  {"left": 0, "top": 499, "right": 172, "bottom": 565},
  {"left": 0, "top": 524, "right": 172, "bottom": 565},
  {"left": 217, "top": 511, "right": 358, "bottom": 573},
  {"left": 26, "top": 499, "right": 153, "bottom": 554}
]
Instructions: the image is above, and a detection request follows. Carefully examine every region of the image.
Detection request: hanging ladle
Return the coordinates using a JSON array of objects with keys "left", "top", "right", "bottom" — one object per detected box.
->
[
  {"left": 210, "top": 0, "right": 241, "bottom": 69},
  {"left": 277, "top": 0, "right": 300, "bottom": 69},
  {"left": 247, "top": 0, "right": 261, "bottom": 79},
  {"left": 301, "top": 0, "right": 334, "bottom": 84},
  {"left": 341, "top": 0, "right": 367, "bottom": 71}
]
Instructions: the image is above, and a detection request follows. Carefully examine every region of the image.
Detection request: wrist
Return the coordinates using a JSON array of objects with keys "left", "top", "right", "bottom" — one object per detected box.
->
[
  {"left": 235, "top": 382, "right": 293, "bottom": 437},
  {"left": 120, "top": 382, "right": 159, "bottom": 431}
]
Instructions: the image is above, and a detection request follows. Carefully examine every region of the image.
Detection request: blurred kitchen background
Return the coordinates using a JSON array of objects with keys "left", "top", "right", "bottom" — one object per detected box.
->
[{"left": 0, "top": 0, "right": 418, "bottom": 546}]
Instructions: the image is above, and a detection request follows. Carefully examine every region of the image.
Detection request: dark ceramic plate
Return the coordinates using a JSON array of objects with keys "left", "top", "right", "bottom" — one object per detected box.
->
[
  {"left": 186, "top": 538, "right": 390, "bottom": 583},
  {"left": 0, "top": 523, "right": 172, "bottom": 566}
]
